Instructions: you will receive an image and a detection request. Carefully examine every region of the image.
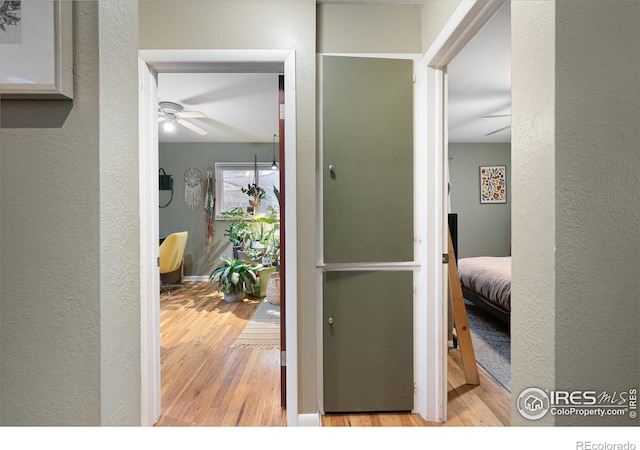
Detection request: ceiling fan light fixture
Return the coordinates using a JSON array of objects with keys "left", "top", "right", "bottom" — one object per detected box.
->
[
  {"left": 162, "top": 115, "right": 177, "bottom": 134},
  {"left": 158, "top": 101, "right": 208, "bottom": 136}
]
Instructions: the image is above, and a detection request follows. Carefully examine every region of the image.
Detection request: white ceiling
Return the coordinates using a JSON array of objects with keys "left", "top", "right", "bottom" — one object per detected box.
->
[
  {"left": 157, "top": 1, "right": 510, "bottom": 144},
  {"left": 158, "top": 72, "right": 280, "bottom": 143},
  {"left": 448, "top": 3, "right": 511, "bottom": 143}
]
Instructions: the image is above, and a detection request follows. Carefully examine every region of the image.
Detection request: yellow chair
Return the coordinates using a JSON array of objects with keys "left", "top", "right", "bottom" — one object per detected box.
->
[{"left": 159, "top": 231, "right": 188, "bottom": 298}]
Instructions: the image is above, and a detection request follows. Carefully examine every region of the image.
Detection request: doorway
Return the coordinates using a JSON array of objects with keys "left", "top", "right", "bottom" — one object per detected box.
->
[
  {"left": 446, "top": 0, "right": 512, "bottom": 407},
  {"left": 418, "top": 0, "right": 508, "bottom": 422},
  {"left": 139, "top": 50, "right": 299, "bottom": 426}
]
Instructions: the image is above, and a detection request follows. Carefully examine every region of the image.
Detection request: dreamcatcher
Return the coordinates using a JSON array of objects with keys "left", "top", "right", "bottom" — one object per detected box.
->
[
  {"left": 203, "top": 167, "right": 216, "bottom": 259},
  {"left": 184, "top": 168, "right": 202, "bottom": 209}
]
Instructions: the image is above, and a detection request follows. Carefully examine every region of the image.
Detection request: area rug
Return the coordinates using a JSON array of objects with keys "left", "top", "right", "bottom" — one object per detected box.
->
[
  {"left": 464, "top": 300, "right": 511, "bottom": 391},
  {"left": 231, "top": 300, "right": 280, "bottom": 349}
]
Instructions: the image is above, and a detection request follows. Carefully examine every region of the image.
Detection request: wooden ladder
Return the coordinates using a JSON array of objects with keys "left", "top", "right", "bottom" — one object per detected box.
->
[{"left": 448, "top": 229, "right": 480, "bottom": 385}]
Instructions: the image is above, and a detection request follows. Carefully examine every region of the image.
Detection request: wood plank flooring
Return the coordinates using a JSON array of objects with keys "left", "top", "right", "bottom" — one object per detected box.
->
[
  {"left": 156, "top": 282, "right": 285, "bottom": 426},
  {"left": 155, "top": 282, "right": 510, "bottom": 427}
]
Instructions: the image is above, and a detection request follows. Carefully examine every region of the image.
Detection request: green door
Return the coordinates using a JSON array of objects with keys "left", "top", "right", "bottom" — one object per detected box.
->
[
  {"left": 321, "top": 56, "right": 414, "bottom": 413},
  {"left": 323, "top": 271, "right": 414, "bottom": 412},
  {"left": 322, "top": 56, "right": 414, "bottom": 263}
]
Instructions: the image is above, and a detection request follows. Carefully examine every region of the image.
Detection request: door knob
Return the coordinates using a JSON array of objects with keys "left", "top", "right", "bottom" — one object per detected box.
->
[{"left": 327, "top": 317, "right": 334, "bottom": 326}]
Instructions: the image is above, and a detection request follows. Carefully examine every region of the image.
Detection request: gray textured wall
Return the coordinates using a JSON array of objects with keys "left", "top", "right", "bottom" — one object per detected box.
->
[
  {"left": 554, "top": 1, "right": 639, "bottom": 426},
  {"left": 1, "top": 2, "right": 101, "bottom": 425},
  {"left": 449, "top": 143, "right": 511, "bottom": 258},
  {"left": 512, "top": 1, "right": 640, "bottom": 426},
  {"left": 0, "top": 0, "right": 140, "bottom": 425}
]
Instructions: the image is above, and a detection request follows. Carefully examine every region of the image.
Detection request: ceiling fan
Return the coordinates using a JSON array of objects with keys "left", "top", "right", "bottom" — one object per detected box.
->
[
  {"left": 481, "top": 113, "right": 511, "bottom": 137},
  {"left": 158, "top": 101, "right": 208, "bottom": 136}
]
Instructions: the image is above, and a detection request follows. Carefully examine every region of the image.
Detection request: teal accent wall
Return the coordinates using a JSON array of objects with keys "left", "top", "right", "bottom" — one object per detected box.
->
[{"left": 159, "top": 142, "right": 273, "bottom": 277}]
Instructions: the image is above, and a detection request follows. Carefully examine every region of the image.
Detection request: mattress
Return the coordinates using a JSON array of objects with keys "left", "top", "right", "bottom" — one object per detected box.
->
[{"left": 457, "top": 256, "right": 511, "bottom": 312}]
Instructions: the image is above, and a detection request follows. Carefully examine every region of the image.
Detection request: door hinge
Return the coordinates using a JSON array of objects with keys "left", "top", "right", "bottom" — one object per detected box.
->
[
  {"left": 279, "top": 104, "right": 285, "bottom": 120},
  {"left": 280, "top": 351, "right": 286, "bottom": 366},
  {"left": 157, "top": 256, "right": 160, "bottom": 267},
  {"left": 413, "top": 73, "right": 416, "bottom": 83},
  {"left": 442, "top": 254, "right": 449, "bottom": 264}
]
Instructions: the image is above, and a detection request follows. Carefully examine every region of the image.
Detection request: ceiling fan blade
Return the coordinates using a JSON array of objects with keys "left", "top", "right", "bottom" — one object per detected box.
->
[
  {"left": 481, "top": 114, "right": 511, "bottom": 118},
  {"left": 177, "top": 118, "right": 208, "bottom": 136},
  {"left": 176, "top": 111, "right": 206, "bottom": 119},
  {"left": 158, "top": 116, "right": 166, "bottom": 123},
  {"left": 484, "top": 125, "right": 511, "bottom": 137}
]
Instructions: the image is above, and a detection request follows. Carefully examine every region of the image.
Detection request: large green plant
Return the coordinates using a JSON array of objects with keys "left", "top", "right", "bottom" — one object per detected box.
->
[
  {"left": 209, "top": 255, "right": 259, "bottom": 294},
  {"left": 220, "top": 207, "right": 280, "bottom": 266},
  {"left": 220, "top": 207, "right": 253, "bottom": 247}
]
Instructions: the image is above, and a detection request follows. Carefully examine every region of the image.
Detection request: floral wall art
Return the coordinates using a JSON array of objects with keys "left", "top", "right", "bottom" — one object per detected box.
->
[{"left": 480, "top": 165, "right": 507, "bottom": 204}]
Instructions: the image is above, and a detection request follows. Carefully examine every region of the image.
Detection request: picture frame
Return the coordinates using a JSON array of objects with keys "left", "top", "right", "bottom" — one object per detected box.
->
[
  {"left": 480, "top": 165, "right": 507, "bottom": 204},
  {"left": 0, "top": 0, "right": 73, "bottom": 99}
]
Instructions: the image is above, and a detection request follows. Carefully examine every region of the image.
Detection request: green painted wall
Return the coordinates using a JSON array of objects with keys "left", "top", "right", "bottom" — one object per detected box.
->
[
  {"left": 159, "top": 142, "right": 273, "bottom": 277},
  {"left": 448, "top": 143, "right": 511, "bottom": 258}
]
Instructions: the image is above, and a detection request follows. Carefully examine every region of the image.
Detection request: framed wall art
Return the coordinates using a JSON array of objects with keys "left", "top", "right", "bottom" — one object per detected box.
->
[
  {"left": 0, "top": 0, "right": 73, "bottom": 99},
  {"left": 480, "top": 165, "right": 506, "bottom": 204}
]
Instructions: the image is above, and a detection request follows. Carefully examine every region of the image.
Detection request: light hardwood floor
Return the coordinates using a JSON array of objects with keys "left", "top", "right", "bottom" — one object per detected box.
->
[{"left": 156, "top": 282, "right": 510, "bottom": 427}]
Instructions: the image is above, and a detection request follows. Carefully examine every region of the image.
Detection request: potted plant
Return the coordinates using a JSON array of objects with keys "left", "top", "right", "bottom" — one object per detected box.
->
[
  {"left": 220, "top": 207, "right": 252, "bottom": 259},
  {"left": 209, "top": 255, "right": 259, "bottom": 302},
  {"left": 242, "top": 182, "right": 266, "bottom": 207}
]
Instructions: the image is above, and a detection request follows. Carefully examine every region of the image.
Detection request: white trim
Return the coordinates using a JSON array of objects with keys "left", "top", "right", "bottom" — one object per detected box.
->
[
  {"left": 138, "top": 49, "right": 299, "bottom": 427},
  {"left": 139, "top": 58, "right": 161, "bottom": 427},
  {"left": 423, "top": 0, "right": 506, "bottom": 69},
  {"left": 420, "top": 0, "right": 507, "bottom": 423},
  {"left": 320, "top": 262, "right": 420, "bottom": 271},
  {"left": 297, "top": 413, "right": 322, "bottom": 427},
  {"left": 283, "top": 52, "right": 298, "bottom": 426}
]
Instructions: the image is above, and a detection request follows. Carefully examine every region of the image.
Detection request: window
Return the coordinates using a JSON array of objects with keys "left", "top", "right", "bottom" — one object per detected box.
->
[{"left": 215, "top": 162, "right": 279, "bottom": 219}]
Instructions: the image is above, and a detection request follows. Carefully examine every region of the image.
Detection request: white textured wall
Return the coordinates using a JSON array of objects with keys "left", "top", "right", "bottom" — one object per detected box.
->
[
  {"left": 98, "top": 0, "right": 140, "bottom": 425},
  {"left": 139, "top": 0, "right": 318, "bottom": 414},
  {"left": 317, "top": 3, "right": 422, "bottom": 54},
  {"left": 554, "top": 1, "right": 639, "bottom": 426},
  {"left": 1, "top": 2, "right": 102, "bottom": 424},
  {"left": 511, "top": 1, "right": 556, "bottom": 426}
]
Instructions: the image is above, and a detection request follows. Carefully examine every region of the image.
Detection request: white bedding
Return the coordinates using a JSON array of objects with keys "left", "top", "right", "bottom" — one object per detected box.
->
[{"left": 457, "top": 256, "right": 511, "bottom": 312}]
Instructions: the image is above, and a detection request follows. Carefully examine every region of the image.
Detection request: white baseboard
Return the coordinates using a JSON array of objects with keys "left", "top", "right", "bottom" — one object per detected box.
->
[
  {"left": 183, "top": 276, "right": 209, "bottom": 282},
  {"left": 297, "top": 413, "right": 322, "bottom": 427}
]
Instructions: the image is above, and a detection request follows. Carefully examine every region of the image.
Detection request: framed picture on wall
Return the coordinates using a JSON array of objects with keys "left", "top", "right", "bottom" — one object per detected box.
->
[
  {"left": 0, "top": 0, "right": 73, "bottom": 99},
  {"left": 480, "top": 165, "right": 506, "bottom": 204}
]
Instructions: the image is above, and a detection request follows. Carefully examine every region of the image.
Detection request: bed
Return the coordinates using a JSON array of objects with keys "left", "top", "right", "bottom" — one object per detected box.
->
[{"left": 457, "top": 256, "right": 511, "bottom": 325}]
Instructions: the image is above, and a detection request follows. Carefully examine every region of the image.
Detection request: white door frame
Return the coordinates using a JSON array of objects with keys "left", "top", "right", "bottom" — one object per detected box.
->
[
  {"left": 139, "top": 58, "right": 161, "bottom": 426},
  {"left": 138, "top": 49, "right": 299, "bottom": 426},
  {"left": 419, "top": 0, "right": 506, "bottom": 422}
]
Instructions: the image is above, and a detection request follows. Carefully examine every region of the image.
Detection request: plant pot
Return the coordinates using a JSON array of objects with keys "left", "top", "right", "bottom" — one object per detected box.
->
[
  {"left": 249, "top": 199, "right": 261, "bottom": 207},
  {"left": 266, "top": 272, "right": 280, "bottom": 305},
  {"left": 224, "top": 290, "right": 244, "bottom": 303}
]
